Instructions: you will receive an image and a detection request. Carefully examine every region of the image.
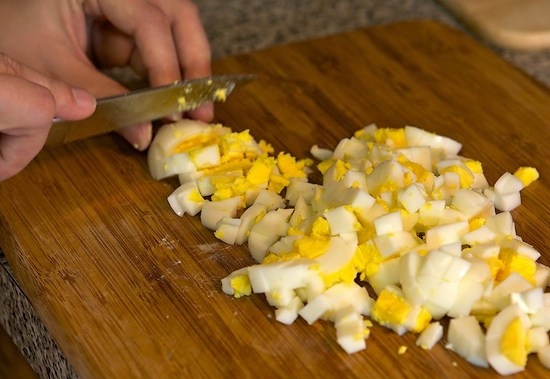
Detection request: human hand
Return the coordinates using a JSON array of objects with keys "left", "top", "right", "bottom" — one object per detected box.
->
[
  {"left": 0, "top": 0, "right": 212, "bottom": 151},
  {"left": 0, "top": 53, "right": 96, "bottom": 181}
]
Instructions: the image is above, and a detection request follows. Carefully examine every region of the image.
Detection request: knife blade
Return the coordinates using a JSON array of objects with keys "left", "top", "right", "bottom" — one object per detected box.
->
[{"left": 45, "top": 74, "right": 255, "bottom": 145}]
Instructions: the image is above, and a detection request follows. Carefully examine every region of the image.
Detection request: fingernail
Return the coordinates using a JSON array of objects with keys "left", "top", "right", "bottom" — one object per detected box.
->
[
  {"left": 135, "top": 123, "right": 152, "bottom": 151},
  {"left": 72, "top": 87, "right": 96, "bottom": 110}
]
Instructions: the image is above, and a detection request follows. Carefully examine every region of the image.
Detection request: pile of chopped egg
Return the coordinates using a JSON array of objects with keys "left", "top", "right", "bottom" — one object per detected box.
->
[{"left": 148, "top": 120, "right": 550, "bottom": 376}]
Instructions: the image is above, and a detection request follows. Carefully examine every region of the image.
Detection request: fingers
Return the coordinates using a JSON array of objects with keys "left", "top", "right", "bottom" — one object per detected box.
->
[
  {"left": 86, "top": 0, "right": 212, "bottom": 84},
  {"left": 171, "top": 1, "right": 212, "bottom": 80},
  {"left": 36, "top": 48, "right": 153, "bottom": 150},
  {"left": 0, "top": 77, "right": 51, "bottom": 181},
  {"left": 0, "top": 53, "right": 97, "bottom": 120},
  {"left": 84, "top": 0, "right": 214, "bottom": 148},
  {"left": 0, "top": 54, "right": 96, "bottom": 181}
]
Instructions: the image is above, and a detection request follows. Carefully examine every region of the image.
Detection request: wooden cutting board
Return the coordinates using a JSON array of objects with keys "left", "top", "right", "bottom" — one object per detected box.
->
[
  {"left": 1, "top": 20, "right": 550, "bottom": 378},
  {"left": 441, "top": 0, "right": 550, "bottom": 50}
]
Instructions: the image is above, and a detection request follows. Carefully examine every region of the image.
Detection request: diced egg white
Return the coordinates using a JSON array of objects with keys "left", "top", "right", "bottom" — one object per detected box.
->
[
  {"left": 416, "top": 321, "right": 443, "bottom": 350},
  {"left": 148, "top": 122, "right": 546, "bottom": 374}
]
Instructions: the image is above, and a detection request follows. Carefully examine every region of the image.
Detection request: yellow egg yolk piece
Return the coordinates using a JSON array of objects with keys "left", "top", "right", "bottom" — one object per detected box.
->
[
  {"left": 373, "top": 128, "right": 407, "bottom": 148},
  {"left": 500, "top": 317, "right": 528, "bottom": 367},
  {"left": 230, "top": 275, "right": 252, "bottom": 298},
  {"left": 438, "top": 165, "right": 474, "bottom": 189},
  {"left": 372, "top": 289, "right": 411, "bottom": 327},
  {"left": 513, "top": 167, "right": 539, "bottom": 187},
  {"left": 496, "top": 248, "right": 537, "bottom": 285}
]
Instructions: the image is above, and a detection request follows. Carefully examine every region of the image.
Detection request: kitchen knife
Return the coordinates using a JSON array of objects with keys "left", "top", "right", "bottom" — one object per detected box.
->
[{"left": 45, "top": 74, "right": 255, "bottom": 145}]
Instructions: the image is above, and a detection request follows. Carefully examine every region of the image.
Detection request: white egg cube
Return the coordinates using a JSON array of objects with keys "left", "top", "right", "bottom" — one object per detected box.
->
[
  {"left": 253, "top": 189, "right": 286, "bottom": 210},
  {"left": 332, "top": 137, "right": 368, "bottom": 160},
  {"left": 404, "top": 125, "right": 462, "bottom": 161},
  {"left": 334, "top": 309, "right": 368, "bottom": 354},
  {"left": 234, "top": 203, "right": 267, "bottom": 245},
  {"left": 368, "top": 257, "right": 401, "bottom": 295},
  {"left": 200, "top": 196, "right": 242, "bottom": 230},
  {"left": 461, "top": 226, "right": 497, "bottom": 246},
  {"left": 152, "top": 152, "right": 196, "bottom": 180},
  {"left": 214, "top": 217, "right": 241, "bottom": 244},
  {"left": 374, "top": 211, "right": 403, "bottom": 236},
  {"left": 447, "top": 278, "right": 484, "bottom": 318},
  {"left": 365, "top": 159, "right": 405, "bottom": 194},
  {"left": 298, "top": 293, "right": 332, "bottom": 324},
  {"left": 269, "top": 235, "right": 301, "bottom": 256},
  {"left": 510, "top": 287, "right": 545, "bottom": 314},
  {"left": 275, "top": 296, "right": 304, "bottom": 325},
  {"left": 493, "top": 191, "right": 522, "bottom": 212},
  {"left": 285, "top": 178, "right": 318, "bottom": 206},
  {"left": 447, "top": 315, "right": 488, "bottom": 368},
  {"left": 425, "top": 221, "right": 469, "bottom": 249},
  {"left": 398, "top": 184, "right": 427, "bottom": 214},
  {"left": 309, "top": 144, "right": 333, "bottom": 160},
  {"left": 531, "top": 306, "right": 550, "bottom": 330},
  {"left": 494, "top": 172, "right": 524, "bottom": 194},
  {"left": 265, "top": 287, "right": 297, "bottom": 307},
  {"left": 190, "top": 144, "right": 221, "bottom": 169},
  {"left": 396, "top": 145, "right": 432, "bottom": 170},
  {"left": 337, "top": 170, "right": 368, "bottom": 192},
  {"left": 167, "top": 181, "right": 205, "bottom": 216},
  {"left": 248, "top": 208, "right": 293, "bottom": 262},
  {"left": 324, "top": 206, "right": 358, "bottom": 235},
  {"left": 373, "top": 231, "right": 418, "bottom": 258},
  {"left": 489, "top": 272, "right": 533, "bottom": 310},
  {"left": 452, "top": 189, "right": 495, "bottom": 219},
  {"left": 247, "top": 259, "right": 315, "bottom": 294},
  {"left": 416, "top": 321, "right": 443, "bottom": 350},
  {"left": 527, "top": 326, "right": 549, "bottom": 353},
  {"left": 418, "top": 200, "right": 446, "bottom": 227},
  {"left": 316, "top": 232, "right": 358, "bottom": 274}
]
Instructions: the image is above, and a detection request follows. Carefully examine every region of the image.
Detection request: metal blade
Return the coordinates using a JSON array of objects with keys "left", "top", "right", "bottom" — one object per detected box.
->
[{"left": 46, "top": 74, "right": 255, "bottom": 145}]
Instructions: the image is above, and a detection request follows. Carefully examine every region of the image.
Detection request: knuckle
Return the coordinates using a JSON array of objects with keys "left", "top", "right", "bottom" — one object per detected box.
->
[{"left": 0, "top": 52, "right": 23, "bottom": 76}]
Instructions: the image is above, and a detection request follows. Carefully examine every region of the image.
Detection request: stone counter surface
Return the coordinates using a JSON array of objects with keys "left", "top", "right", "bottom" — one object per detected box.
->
[{"left": 1, "top": 1, "right": 549, "bottom": 378}]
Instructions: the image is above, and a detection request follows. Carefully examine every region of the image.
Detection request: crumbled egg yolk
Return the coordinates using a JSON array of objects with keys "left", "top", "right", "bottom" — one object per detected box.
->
[
  {"left": 150, "top": 121, "right": 546, "bottom": 374},
  {"left": 353, "top": 241, "right": 383, "bottom": 279},
  {"left": 513, "top": 167, "right": 539, "bottom": 187},
  {"left": 230, "top": 274, "right": 252, "bottom": 298},
  {"left": 277, "top": 152, "right": 311, "bottom": 179},
  {"left": 177, "top": 96, "right": 186, "bottom": 111},
  {"left": 372, "top": 289, "right": 431, "bottom": 333},
  {"left": 213, "top": 88, "right": 228, "bottom": 101},
  {"left": 317, "top": 159, "right": 334, "bottom": 175},
  {"left": 496, "top": 248, "right": 537, "bottom": 285},
  {"left": 373, "top": 127, "right": 407, "bottom": 148},
  {"left": 464, "top": 159, "right": 483, "bottom": 174},
  {"left": 372, "top": 289, "right": 411, "bottom": 326},
  {"left": 468, "top": 217, "right": 486, "bottom": 231},
  {"left": 320, "top": 260, "right": 357, "bottom": 287}
]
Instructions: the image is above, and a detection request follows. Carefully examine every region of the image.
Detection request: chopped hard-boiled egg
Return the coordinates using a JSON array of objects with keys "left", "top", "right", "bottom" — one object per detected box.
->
[{"left": 148, "top": 121, "right": 546, "bottom": 375}]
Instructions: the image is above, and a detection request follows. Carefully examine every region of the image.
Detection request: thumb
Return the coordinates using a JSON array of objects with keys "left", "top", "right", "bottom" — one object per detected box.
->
[{"left": 0, "top": 53, "right": 96, "bottom": 120}]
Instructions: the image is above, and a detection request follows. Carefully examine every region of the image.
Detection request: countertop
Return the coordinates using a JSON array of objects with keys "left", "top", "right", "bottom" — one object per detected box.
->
[{"left": 1, "top": 1, "right": 549, "bottom": 378}]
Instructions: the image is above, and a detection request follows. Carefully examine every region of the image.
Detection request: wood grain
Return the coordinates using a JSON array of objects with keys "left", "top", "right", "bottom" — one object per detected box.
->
[
  {"left": 441, "top": 0, "right": 550, "bottom": 50},
  {"left": 1, "top": 20, "right": 550, "bottom": 378}
]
